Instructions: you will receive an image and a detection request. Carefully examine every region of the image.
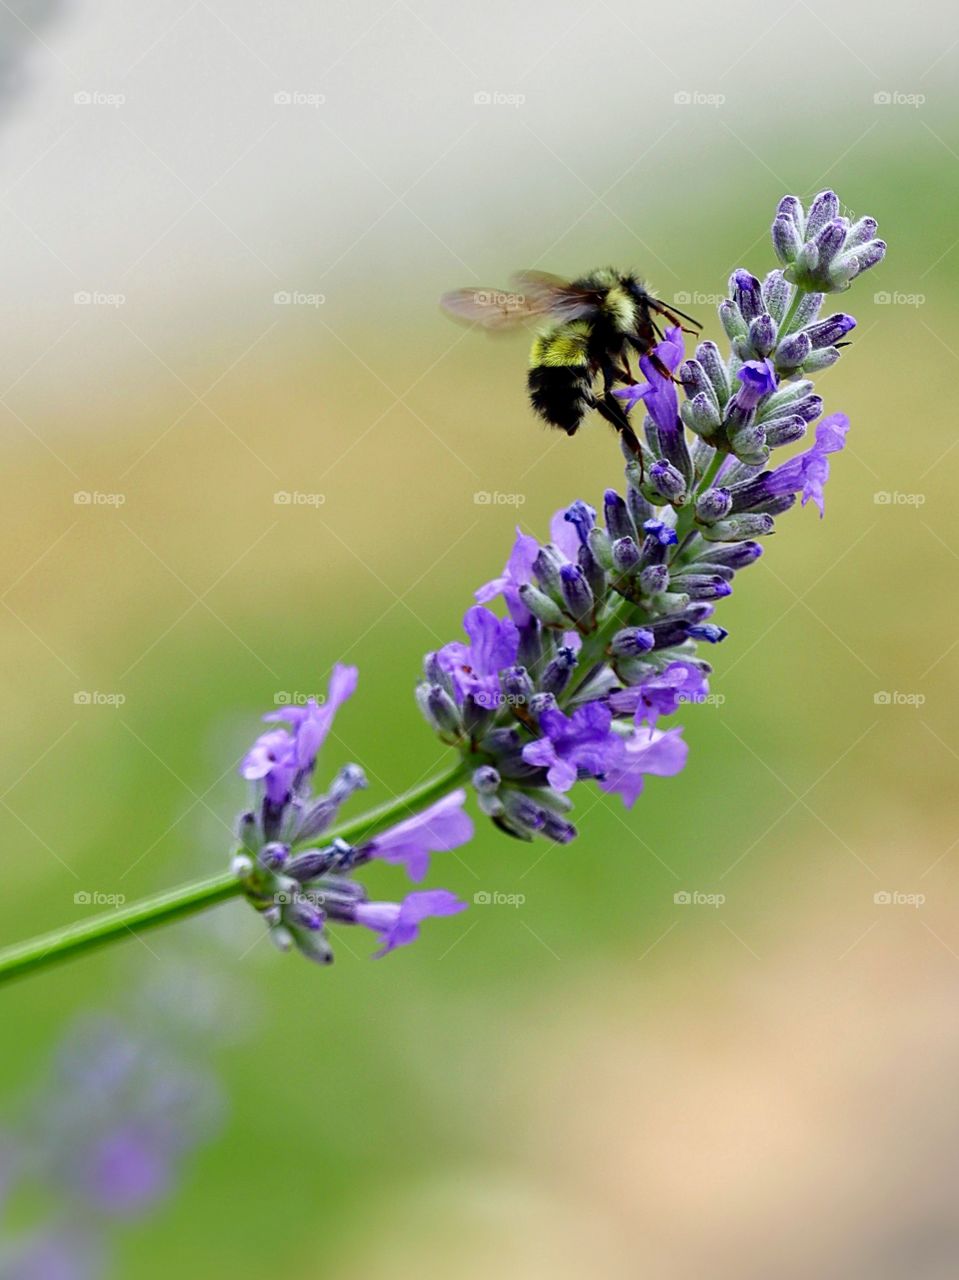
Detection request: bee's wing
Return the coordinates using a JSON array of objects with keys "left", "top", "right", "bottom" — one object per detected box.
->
[
  {"left": 439, "top": 286, "right": 546, "bottom": 331},
  {"left": 440, "top": 272, "right": 602, "bottom": 331},
  {"left": 509, "top": 271, "right": 604, "bottom": 322}
]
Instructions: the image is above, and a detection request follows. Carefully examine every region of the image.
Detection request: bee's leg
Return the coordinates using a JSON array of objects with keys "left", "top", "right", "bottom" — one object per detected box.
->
[
  {"left": 597, "top": 397, "right": 644, "bottom": 480},
  {"left": 660, "top": 307, "right": 702, "bottom": 334},
  {"left": 595, "top": 361, "right": 644, "bottom": 477},
  {"left": 650, "top": 351, "right": 681, "bottom": 383}
]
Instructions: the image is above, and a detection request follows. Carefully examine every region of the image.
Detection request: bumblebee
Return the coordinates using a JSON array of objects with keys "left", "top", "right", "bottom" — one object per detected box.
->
[{"left": 440, "top": 268, "right": 699, "bottom": 456}]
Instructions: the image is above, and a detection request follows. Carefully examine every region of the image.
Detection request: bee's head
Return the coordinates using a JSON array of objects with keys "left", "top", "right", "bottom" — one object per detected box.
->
[{"left": 620, "top": 273, "right": 651, "bottom": 302}]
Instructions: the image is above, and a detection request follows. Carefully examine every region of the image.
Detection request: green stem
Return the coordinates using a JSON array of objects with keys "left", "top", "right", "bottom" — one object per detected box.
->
[
  {"left": 0, "top": 759, "right": 471, "bottom": 988},
  {"left": 778, "top": 285, "right": 807, "bottom": 340}
]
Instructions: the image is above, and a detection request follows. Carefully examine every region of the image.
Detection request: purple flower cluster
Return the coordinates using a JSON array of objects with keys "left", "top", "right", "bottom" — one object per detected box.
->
[
  {"left": 232, "top": 189, "right": 884, "bottom": 969},
  {"left": 235, "top": 666, "right": 472, "bottom": 963},
  {"left": 414, "top": 190, "right": 884, "bottom": 843}
]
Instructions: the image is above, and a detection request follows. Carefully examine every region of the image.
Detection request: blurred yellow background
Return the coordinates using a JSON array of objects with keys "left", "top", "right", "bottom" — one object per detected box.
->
[{"left": 0, "top": 1, "right": 957, "bottom": 1276}]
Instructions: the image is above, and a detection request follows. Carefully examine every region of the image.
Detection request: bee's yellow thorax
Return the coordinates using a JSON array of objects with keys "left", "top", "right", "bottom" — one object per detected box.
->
[{"left": 603, "top": 285, "right": 638, "bottom": 333}]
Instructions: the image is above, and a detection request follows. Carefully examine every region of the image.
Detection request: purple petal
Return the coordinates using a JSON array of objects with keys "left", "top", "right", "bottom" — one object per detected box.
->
[
  {"left": 363, "top": 790, "right": 474, "bottom": 882},
  {"left": 598, "top": 727, "right": 688, "bottom": 808}
]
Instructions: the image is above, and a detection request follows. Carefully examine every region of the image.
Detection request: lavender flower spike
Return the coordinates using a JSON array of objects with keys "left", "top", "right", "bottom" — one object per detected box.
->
[{"left": 227, "top": 187, "right": 884, "bottom": 978}]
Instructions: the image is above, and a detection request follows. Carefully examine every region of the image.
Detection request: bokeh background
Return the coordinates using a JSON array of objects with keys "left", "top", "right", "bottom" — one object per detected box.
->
[{"left": 0, "top": 0, "right": 957, "bottom": 1275}]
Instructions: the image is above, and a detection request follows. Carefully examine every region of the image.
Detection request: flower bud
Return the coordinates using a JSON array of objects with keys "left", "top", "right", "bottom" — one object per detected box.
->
[
  {"left": 748, "top": 313, "right": 777, "bottom": 357},
  {"left": 611, "top": 536, "right": 641, "bottom": 574},
  {"left": 518, "top": 583, "right": 566, "bottom": 626},
  {"left": 669, "top": 574, "right": 733, "bottom": 601},
  {"left": 763, "top": 415, "right": 807, "bottom": 448},
  {"left": 730, "top": 268, "right": 763, "bottom": 321},
  {"left": 639, "top": 563, "right": 669, "bottom": 595},
  {"left": 719, "top": 299, "right": 747, "bottom": 342},
  {"left": 804, "top": 314, "right": 855, "bottom": 348},
  {"left": 695, "top": 340, "right": 731, "bottom": 406},
  {"left": 702, "top": 513, "right": 775, "bottom": 541},
  {"left": 761, "top": 270, "right": 791, "bottom": 323},
  {"left": 695, "top": 487, "right": 733, "bottom": 523},
  {"left": 541, "top": 646, "right": 578, "bottom": 697},
  {"left": 472, "top": 765, "right": 501, "bottom": 794},
  {"left": 559, "top": 563, "right": 594, "bottom": 625},
  {"left": 604, "top": 488, "right": 635, "bottom": 542},
  {"left": 802, "top": 347, "right": 841, "bottom": 372},
  {"left": 647, "top": 460, "right": 686, "bottom": 504},
  {"left": 773, "top": 331, "right": 811, "bottom": 373},
  {"left": 681, "top": 391, "right": 722, "bottom": 437},
  {"left": 609, "top": 627, "right": 655, "bottom": 657},
  {"left": 697, "top": 540, "right": 764, "bottom": 570}
]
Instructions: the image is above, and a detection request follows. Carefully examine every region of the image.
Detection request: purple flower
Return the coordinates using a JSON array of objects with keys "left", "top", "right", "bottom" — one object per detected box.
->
[
  {"left": 476, "top": 526, "right": 539, "bottom": 624},
  {"left": 242, "top": 664, "right": 360, "bottom": 803},
  {"left": 609, "top": 661, "right": 708, "bottom": 728},
  {"left": 438, "top": 605, "right": 519, "bottom": 708},
  {"left": 735, "top": 358, "right": 777, "bottom": 409},
  {"left": 765, "top": 411, "right": 849, "bottom": 516},
  {"left": 5, "top": 1230, "right": 100, "bottom": 1280},
  {"left": 263, "top": 663, "right": 359, "bottom": 767},
  {"left": 613, "top": 325, "right": 685, "bottom": 431},
  {"left": 81, "top": 1124, "right": 172, "bottom": 1215},
  {"left": 240, "top": 727, "right": 296, "bottom": 805},
  {"left": 597, "top": 726, "right": 688, "bottom": 809},
  {"left": 547, "top": 507, "right": 582, "bottom": 561},
  {"left": 353, "top": 889, "right": 468, "bottom": 957},
  {"left": 521, "top": 702, "right": 623, "bottom": 792},
  {"left": 361, "top": 789, "right": 474, "bottom": 882}
]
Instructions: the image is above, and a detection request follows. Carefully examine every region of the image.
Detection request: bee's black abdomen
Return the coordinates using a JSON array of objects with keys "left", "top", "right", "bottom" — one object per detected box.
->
[{"left": 527, "top": 365, "right": 592, "bottom": 436}]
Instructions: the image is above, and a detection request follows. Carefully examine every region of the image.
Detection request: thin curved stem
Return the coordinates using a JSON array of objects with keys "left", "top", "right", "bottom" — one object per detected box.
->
[{"left": 0, "top": 759, "right": 471, "bottom": 988}]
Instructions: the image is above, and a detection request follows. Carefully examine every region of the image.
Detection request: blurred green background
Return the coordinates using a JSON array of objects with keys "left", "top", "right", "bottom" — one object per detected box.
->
[{"left": 1, "top": 1, "right": 958, "bottom": 1275}]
